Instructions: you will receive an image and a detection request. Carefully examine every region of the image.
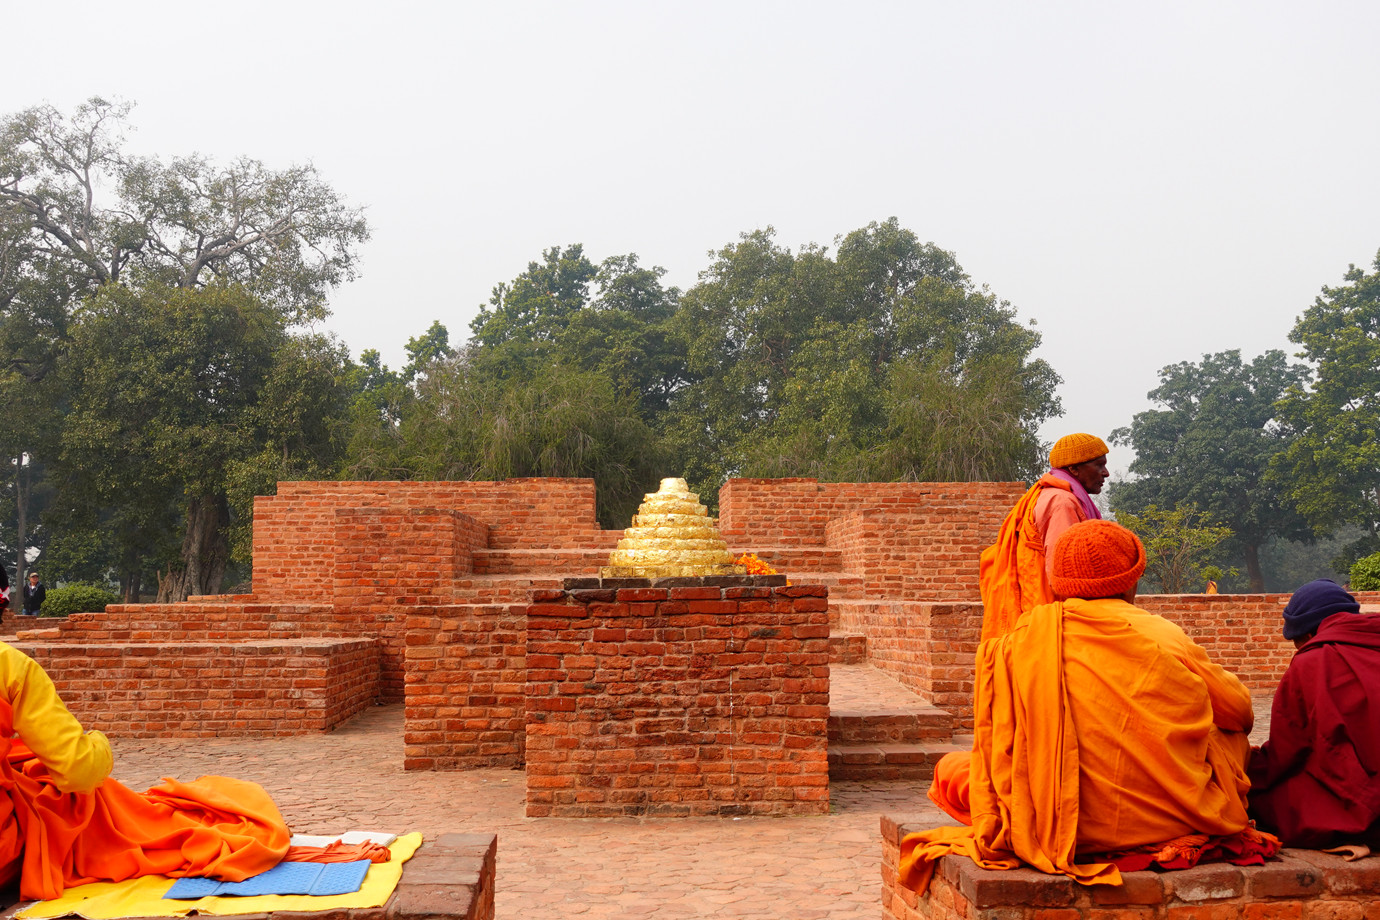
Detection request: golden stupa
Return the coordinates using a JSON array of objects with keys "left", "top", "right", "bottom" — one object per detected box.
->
[{"left": 600, "top": 478, "right": 747, "bottom": 578}]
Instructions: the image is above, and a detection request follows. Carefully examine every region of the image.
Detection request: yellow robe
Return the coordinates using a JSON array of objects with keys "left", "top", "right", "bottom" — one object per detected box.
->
[{"left": 901, "top": 598, "right": 1253, "bottom": 891}]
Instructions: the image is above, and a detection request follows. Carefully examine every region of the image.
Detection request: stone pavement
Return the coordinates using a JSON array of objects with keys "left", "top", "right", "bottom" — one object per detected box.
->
[
  {"left": 109, "top": 703, "right": 949, "bottom": 919},
  {"left": 107, "top": 682, "right": 1278, "bottom": 919}
]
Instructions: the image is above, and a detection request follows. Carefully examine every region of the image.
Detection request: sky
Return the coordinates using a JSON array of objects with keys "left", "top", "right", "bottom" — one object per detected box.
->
[{"left": 7, "top": 0, "right": 1379, "bottom": 477}]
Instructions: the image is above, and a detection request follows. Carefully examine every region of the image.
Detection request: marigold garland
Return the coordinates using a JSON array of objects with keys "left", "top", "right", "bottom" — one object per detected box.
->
[{"left": 736, "top": 553, "right": 778, "bottom": 576}]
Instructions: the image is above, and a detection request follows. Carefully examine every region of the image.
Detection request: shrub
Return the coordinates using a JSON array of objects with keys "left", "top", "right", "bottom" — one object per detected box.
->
[
  {"left": 1350, "top": 552, "right": 1380, "bottom": 591},
  {"left": 40, "top": 583, "right": 120, "bottom": 617}
]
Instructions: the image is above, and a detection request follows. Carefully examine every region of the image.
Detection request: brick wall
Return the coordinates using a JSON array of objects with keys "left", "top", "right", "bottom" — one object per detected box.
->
[
  {"left": 524, "top": 576, "right": 831, "bottom": 817},
  {"left": 719, "top": 479, "right": 1025, "bottom": 551},
  {"left": 18, "top": 638, "right": 378, "bottom": 737},
  {"left": 252, "top": 479, "right": 609, "bottom": 600},
  {"left": 827, "top": 509, "right": 1009, "bottom": 601},
  {"left": 403, "top": 604, "right": 527, "bottom": 770},
  {"left": 837, "top": 601, "right": 983, "bottom": 730},
  {"left": 1140, "top": 591, "right": 1380, "bottom": 692}
]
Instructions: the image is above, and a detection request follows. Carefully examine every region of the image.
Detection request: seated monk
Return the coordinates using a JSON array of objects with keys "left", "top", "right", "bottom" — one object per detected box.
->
[
  {"left": 977, "top": 433, "right": 1111, "bottom": 642},
  {"left": 1248, "top": 579, "right": 1380, "bottom": 848},
  {"left": 900, "top": 520, "right": 1277, "bottom": 892},
  {"left": 0, "top": 641, "right": 289, "bottom": 900}
]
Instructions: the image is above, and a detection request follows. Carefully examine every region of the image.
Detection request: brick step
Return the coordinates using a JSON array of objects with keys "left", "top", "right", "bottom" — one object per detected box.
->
[
  {"left": 471, "top": 548, "right": 608, "bottom": 575},
  {"left": 829, "top": 633, "right": 867, "bottom": 664},
  {"left": 17, "top": 638, "right": 379, "bottom": 738},
  {"left": 829, "top": 706, "right": 953, "bottom": 745},
  {"left": 828, "top": 740, "right": 966, "bottom": 781},
  {"left": 452, "top": 575, "right": 564, "bottom": 602}
]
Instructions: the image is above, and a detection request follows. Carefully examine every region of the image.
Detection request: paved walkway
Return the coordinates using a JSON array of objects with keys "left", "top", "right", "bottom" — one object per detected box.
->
[
  {"left": 109, "top": 703, "right": 951, "bottom": 919},
  {"left": 107, "top": 672, "right": 1278, "bottom": 919}
]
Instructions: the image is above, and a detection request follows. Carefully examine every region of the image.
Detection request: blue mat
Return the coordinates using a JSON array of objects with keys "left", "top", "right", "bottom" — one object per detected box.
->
[{"left": 163, "top": 860, "right": 372, "bottom": 899}]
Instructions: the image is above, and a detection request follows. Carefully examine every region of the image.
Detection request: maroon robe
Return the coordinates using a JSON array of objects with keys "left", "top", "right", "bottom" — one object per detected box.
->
[{"left": 1248, "top": 611, "right": 1380, "bottom": 847}]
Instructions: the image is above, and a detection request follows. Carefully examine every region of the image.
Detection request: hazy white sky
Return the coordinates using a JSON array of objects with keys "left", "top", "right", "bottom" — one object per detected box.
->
[{"left": 8, "top": 0, "right": 1378, "bottom": 475}]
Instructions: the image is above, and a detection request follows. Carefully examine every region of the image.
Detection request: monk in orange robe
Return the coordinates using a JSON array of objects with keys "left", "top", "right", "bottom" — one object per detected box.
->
[
  {"left": 0, "top": 642, "right": 289, "bottom": 900},
  {"left": 903, "top": 520, "right": 1275, "bottom": 893},
  {"left": 978, "top": 433, "right": 1111, "bottom": 642}
]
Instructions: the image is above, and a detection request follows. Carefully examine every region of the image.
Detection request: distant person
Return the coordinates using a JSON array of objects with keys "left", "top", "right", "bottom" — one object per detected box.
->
[
  {"left": 1248, "top": 579, "right": 1380, "bottom": 847},
  {"left": 0, "top": 566, "right": 9, "bottom": 613},
  {"left": 978, "top": 433, "right": 1111, "bottom": 641},
  {"left": 21, "top": 572, "right": 44, "bottom": 616}
]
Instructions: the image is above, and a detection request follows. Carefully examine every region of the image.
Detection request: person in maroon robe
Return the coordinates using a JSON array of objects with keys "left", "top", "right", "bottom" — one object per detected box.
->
[{"left": 1248, "top": 579, "right": 1380, "bottom": 847}]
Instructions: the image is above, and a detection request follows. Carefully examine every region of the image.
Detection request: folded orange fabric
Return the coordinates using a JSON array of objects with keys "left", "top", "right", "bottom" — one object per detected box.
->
[{"left": 284, "top": 841, "right": 392, "bottom": 864}]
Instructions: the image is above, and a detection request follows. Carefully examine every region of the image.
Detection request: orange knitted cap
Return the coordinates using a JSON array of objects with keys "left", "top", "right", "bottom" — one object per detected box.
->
[
  {"left": 1049, "top": 520, "right": 1146, "bottom": 599},
  {"left": 1048, "top": 433, "right": 1109, "bottom": 469}
]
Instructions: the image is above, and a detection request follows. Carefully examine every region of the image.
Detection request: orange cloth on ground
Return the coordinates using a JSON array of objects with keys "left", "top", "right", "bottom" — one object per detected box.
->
[
  {"left": 0, "top": 642, "right": 289, "bottom": 900},
  {"left": 901, "top": 597, "right": 1256, "bottom": 893},
  {"left": 978, "top": 474, "right": 1085, "bottom": 641}
]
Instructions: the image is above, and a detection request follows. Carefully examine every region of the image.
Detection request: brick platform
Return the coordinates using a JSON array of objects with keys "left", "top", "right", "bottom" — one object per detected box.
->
[
  {"left": 524, "top": 575, "right": 831, "bottom": 817},
  {"left": 881, "top": 814, "right": 1380, "bottom": 920},
  {"left": 16, "top": 638, "right": 379, "bottom": 737}
]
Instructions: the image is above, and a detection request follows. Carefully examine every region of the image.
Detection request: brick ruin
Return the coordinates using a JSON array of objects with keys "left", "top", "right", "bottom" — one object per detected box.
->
[
  {"left": 6, "top": 475, "right": 1366, "bottom": 914},
  {"left": 8, "top": 477, "right": 1340, "bottom": 751}
]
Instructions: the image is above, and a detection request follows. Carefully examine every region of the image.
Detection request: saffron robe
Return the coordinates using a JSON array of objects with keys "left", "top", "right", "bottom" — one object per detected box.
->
[
  {"left": 902, "top": 598, "right": 1255, "bottom": 892},
  {"left": 1248, "top": 611, "right": 1380, "bottom": 847},
  {"left": 0, "top": 642, "right": 290, "bottom": 900},
  {"left": 977, "top": 474, "right": 1089, "bottom": 642}
]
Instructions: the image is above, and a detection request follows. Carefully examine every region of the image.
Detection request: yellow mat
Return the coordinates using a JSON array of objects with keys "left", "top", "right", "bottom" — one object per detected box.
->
[{"left": 16, "top": 833, "right": 423, "bottom": 920}]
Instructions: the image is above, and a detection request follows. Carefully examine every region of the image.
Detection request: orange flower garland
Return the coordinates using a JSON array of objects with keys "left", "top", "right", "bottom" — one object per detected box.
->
[{"left": 736, "top": 553, "right": 778, "bottom": 576}]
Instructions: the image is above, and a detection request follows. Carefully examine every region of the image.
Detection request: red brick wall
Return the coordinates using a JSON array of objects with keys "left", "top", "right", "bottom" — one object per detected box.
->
[
  {"left": 719, "top": 479, "right": 1025, "bottom": 550},
  {"left": 402, "top": 604, "right": 527, "bottom": 770},
  {"left": 252, "top": 479, "right": 608, "bottom": 600},
  {"left": 837, "top": 601, "right": 983, "bottom": 730},
  {"left": 1139, "top": 591, "right": 1380, "bottom": 692},
  {"left": 18, "top": 638, "right": 378, "bottom": 737},
  {"left": 826, "top": 507, "right": 1011, "bottom": 601},
  {"left": 524, "top": 577, "right": 831, "bottom": 817}
]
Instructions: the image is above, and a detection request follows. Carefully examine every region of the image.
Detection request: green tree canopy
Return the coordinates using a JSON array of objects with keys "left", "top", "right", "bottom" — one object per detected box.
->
[
  {"left": 664, "top": 219, "right": 1061, "bottom": 496},
  {"left": 55, "top": 283, "right": 352, "bottom": 599},
  {"left": 1117, "top": 504, "right": 1235, "bottom": 594},
  {"left": 1110, "top": 349, "right": 1311, "bottom": 591},
  {"left": 1274, "top": 250, "right": 1380, "bottom": 550}
]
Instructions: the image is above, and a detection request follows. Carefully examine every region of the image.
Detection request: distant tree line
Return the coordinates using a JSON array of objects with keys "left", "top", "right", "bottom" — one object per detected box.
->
[
  {"left": 0, "top": 98, "right": 1062, "bottom": 600},
  {"left": 1111, "top": 250, "right": 1380, "bottom": 592},
  {"left": 4, "top": 97, "right": 1377, "bottom": 600}
]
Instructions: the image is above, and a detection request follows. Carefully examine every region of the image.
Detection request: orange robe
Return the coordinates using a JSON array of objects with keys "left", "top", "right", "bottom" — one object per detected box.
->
[
  {"left": 901, "top": 598, "right": 1255, "bottom": 892},
  {"left": 0, "top": 642, "right": 290, "bottom": 900},
  {"left": 977, "top": 474, "right": 1086, "bottom": 642}
]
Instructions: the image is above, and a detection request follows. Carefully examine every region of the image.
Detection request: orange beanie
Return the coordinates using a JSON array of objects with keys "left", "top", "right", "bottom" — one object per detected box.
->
[
  {"left": 1050, "top": 520, "right": 1146, "bottom": 599},
  {"left": 1048, "top": 433, "right": 1109, "bottom": 469}
]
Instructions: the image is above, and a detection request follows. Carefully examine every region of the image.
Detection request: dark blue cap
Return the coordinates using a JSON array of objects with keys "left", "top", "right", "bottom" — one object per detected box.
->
[{"left": 1282, "top": 579, "right": 1359, "bottom": 640}]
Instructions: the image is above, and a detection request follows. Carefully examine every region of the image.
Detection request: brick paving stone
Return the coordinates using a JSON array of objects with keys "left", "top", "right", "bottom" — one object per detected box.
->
[{"left": 108, "top": 704, "right": 945, "bottom": 919}]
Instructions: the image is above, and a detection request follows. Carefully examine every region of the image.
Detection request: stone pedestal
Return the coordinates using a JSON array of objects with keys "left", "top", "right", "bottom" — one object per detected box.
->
[{"left": 524, "top": 575, "right": 830, "bottom": 817}]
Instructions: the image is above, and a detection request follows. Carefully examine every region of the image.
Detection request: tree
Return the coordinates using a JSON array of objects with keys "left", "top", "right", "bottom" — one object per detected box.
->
[
  {"left": 1110, "top": 350, "right": 1311, "bottom": 591},
  {"left": 345, "top": 350, "right": 666, "bottom": 528},
  {"left": 56, "top": 283, "right": 351, "bottom": 600},
  {"left": 1274, "top": 250, "right": 1380, "bottom": 549},
  {"left": 1116, "top": 504, "right": 1235, "bottom": 594},
  {"left": 665, "top": 219, "right": 1060, "bottom": 498},
  {"left": 0, "top": 97, "right": 368, "bottom": 591},
  {"left": 0, "top": 97, "right": 369, "bottom": 323}
]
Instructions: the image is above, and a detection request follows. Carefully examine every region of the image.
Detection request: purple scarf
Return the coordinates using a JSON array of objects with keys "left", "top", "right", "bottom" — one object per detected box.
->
[{"left": 1049, "top": 469, "right": 1102, "bottom": 521}]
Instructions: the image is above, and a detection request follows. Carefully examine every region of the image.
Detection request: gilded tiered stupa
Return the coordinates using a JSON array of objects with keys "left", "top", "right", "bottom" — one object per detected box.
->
[{"left": 600, "top": 478, "right": 747, "bottom": 578}]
